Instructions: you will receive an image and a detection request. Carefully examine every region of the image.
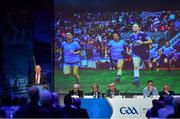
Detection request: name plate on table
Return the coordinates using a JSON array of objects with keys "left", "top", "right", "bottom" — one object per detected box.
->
[
  {"left": 134, "top": 95, "right": 160, "bottom": 99},
  {"left": 71, "top": 95, "right": 79, "bottom": 98},
  {"left": 84, "top": 96, "right": 94, "bottom": 98},
  {"left": 110, "top": 95, "right": 123, "bottom": 98}
]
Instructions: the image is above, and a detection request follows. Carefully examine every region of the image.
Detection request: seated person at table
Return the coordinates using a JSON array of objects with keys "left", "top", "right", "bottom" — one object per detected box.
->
[
  {"left": 143, "top": 80, "right": 159, "bottom": 97},
  {"left": 28, "top": 65, "right": 48, "bottom": 88},
  {"left": 160, "top": 84, "right": 174, "bottom": 97},
  {"left": 69, "top": 84, "right": 83, "bottom": 97},
  {"left": 89, "top": 83, "right": 101, "bottom": 98},
  {"left": 106, "top": 83, "right": 119, "bottom": 98}
]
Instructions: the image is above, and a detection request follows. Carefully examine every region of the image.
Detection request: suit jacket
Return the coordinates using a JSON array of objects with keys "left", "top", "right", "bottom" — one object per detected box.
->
[
  {"left": 69, "top": 90, "right": 83, "bottom": 98},
  {"left": 160, "top": 90, "right": 175, "bottom": 97},
  {"left": 106, "top": 89, "right": 120, "bottom": 98},
  {"left": 90, "top": 91, "right": 102, "bottom": 98},
  {"left": 28, "top": 73, "right": 47, "bottom": 87}
]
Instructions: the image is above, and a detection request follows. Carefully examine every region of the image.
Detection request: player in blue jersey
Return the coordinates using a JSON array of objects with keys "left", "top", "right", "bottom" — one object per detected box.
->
[
  {"left": 129, "top": 23, "right": 153, "bottom": 86},
  {"left": 149, "top": 44, "right": 159, "bottom": 70},
  {"left": 162, "top": 41, "right": 176, "bottom": 70},
  {"left": 61, "top": 32, "right": 81, "bottom": 84},
  {"left": 108, "top": 33, "right": 126, "bottom": 83}
]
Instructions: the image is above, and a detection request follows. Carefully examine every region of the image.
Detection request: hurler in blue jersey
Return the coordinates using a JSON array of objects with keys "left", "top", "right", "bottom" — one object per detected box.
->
[
  {"left": 129, "top": 23, "right": 153, "bottom": 86},
  {"left": 61, "top": 32, "right": 81, "bottom": 84},
  {"left": 162, "top": 41, "right": 176, "bottom": 70},
  {"left": 108, "top": 33, "right": 126, "bottom": 83}
]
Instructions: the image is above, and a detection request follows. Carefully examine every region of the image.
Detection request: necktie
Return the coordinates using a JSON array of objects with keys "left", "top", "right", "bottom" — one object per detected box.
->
[{"left": 36, "top": 74, "right": 39, "bottom": 84}]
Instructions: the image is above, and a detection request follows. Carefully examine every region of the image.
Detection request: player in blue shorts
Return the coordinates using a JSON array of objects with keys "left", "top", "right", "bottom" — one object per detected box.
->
[
  {"left": 108, "top": 33, "right": 126, "bottom": 83},
  {"left": 149, "top": 44, "right": 159, "bottom": 70},
  {"left": 129, "top": 23, "right": 153, "bottom": 86},
  {"left": 162, "top": 41, "right": 176, "bottom": 70},
  {"left": 61, "top": 32, "right": 81, "bottom": 84}
]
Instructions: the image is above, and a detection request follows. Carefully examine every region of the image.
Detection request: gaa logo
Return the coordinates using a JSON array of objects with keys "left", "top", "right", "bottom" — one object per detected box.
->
[{"left": 120, "top": 107, "right": 139, "bottom": 114}]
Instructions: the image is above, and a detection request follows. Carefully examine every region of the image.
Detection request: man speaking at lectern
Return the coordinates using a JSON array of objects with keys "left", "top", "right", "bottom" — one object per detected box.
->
[{"left": 28, "top": 65, "right": 48, "bottom": 88}]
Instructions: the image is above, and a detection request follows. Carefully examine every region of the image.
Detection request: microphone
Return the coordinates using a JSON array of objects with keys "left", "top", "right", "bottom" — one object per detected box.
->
[
  {"left": 148, "top": 91, "right": 153, "bottom": 97},
  {"left": 124, "top": 90, "right": 128, "bottom": 94},
  {"left": 123, "top": 90, "right": 128, "bottom": 98}
]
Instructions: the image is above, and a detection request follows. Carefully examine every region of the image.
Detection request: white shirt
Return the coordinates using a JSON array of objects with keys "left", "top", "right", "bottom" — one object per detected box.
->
[{"left": 35, "top": 73, "right": 41, "bottom": 84}]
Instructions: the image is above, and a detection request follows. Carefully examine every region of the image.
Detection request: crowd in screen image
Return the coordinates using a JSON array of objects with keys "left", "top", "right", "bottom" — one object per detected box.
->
[
  {"left": 54, "top": 10, "right": 180, "bottom": 85},
  {"left": 54, "top": 11, "right": 180, "bottom": 70}
]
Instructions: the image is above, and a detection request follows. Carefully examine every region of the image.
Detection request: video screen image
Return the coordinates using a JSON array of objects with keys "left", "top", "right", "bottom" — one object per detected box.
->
[{"left": 54, "top": 10, "right": 180, "bottom": 94}]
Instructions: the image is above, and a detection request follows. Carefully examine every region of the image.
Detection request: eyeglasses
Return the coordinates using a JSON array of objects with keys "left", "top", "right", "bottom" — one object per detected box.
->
[
  {"left": 148, "top": 83, "right": 153, "bottom": 85},
  {"left": 109, "top": 85, "right": 114, "bottom": 87}
]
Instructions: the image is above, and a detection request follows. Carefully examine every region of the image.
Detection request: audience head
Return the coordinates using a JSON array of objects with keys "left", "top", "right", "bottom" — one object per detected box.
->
[
  {"left": 28, "top": 86, "right": 40, "bottom": 103},
  {"left": 64, "top": 95, "right": 72, "bottom": 106},
  {"left": 150, "top": 99, "right": 160, "bottom": 117},
  {"left": 109, "top": 83, "right": 115, "bottom": 91},
  {"left": 35, "top": 65, "right": 41, "bottom": 74},
  {"left": 73, "top": 84, "right": 79, "bottom": 93},
  {"left": 152, "top": 99, "right": 159, "bottom": 107},
  {"left": 92, "top": 83, "right": 99, "bottom": 92},
  {"left": 39, "top": 89, "right": 52, "bottom": 107}
]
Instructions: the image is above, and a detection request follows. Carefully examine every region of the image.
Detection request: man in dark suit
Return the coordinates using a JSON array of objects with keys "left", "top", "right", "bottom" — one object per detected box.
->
[
  {"left": 106, "top": 83, "right": 119, "bottom": 98},
  {"left": 69, "top": 84, "right": 83, "bottom": 98},
  {"left": 28, "top": 65, "right": 48, "bottom": 88},
  {"left": 160, "top": 84, "right": 174, "bottom": 97},
  {"left": 90, "top": 83, "right": 101, "bottom": 98}
]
